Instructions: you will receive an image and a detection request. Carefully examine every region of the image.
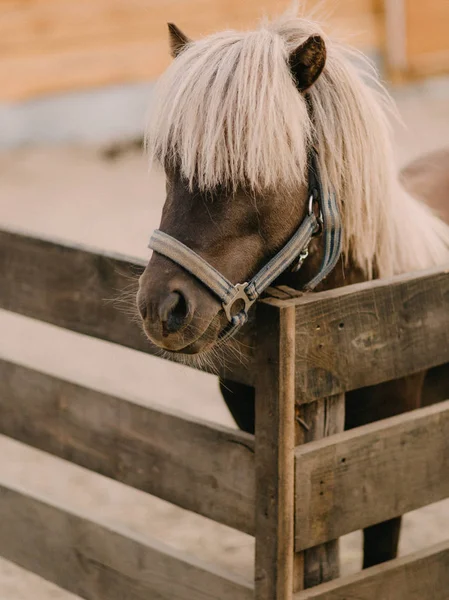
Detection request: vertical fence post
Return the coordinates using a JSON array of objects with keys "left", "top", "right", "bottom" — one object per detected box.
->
[
  {"left": 255, "top": 302, "right": 296, "bottom": 600},
  {"left": 254, "top": 299, "right": 345, "bottom": 599},
  {"left": 294, "top": 394, "right": 345, "bottom": 590}
]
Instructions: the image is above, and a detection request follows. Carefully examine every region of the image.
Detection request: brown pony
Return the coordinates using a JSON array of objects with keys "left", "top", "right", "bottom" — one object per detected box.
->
[{"left": 137, "top": 12, "right": 449, "bottom": 571}]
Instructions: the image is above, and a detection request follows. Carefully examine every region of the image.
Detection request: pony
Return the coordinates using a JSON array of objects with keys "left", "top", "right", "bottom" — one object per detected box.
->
[{"left": 136, "top": 10, "right": 449, "bottom": 574}]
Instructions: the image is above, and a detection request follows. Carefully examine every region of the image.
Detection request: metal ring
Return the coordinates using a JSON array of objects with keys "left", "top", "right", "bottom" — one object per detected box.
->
[
  {"left": 308, "top": 193, "right": 323, "bottom": 237},
  {"left": 308, "top": 194, "right": 315, "bottom": 216}
]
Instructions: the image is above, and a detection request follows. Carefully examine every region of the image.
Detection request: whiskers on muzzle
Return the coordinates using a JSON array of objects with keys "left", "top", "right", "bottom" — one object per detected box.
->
[
  {"left": 152, "top": 314, "right": 251, "bottom": 373},
  {"left": 108, "top": 275, "right": 251, "bottom": 372},
  {"left": 105, "top": 270, "right": 142, "bottom": 326}
]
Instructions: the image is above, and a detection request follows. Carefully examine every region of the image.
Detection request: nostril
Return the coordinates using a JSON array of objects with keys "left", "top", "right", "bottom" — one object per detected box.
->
[{"left": 159, "top": 291, "right": 189, "bottom": 334}]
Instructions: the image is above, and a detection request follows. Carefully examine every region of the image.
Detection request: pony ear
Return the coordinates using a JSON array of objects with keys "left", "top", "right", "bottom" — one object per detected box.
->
[
  {"left": 288, "top": 35, "right": 326, "bottom": 92},
  {"left": 168, "top": 23, "right": 191, "bottom": 58}
]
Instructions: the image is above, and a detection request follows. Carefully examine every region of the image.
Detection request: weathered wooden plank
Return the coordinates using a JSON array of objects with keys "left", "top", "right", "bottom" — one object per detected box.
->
[
  {"left": 295, "top": 540, "right": 449, "bottom": 600},
  {"left": 295, "top": 395, "right": 345, "bottom": 589},
  {"left": 0, "top": 227, "right": 253, "bottom": 385},
  {"left": 263, "top": 263, "right": 449, "bottom": 402},
  {"left": 254, "top": 303, "right": 296, "bottom": 600},
  {"left": 294, "top": 400, "right": 449, "bottom": 551},
  {"left": 0, "top": 478, "right": 253, "bottom": 600},
  {"left": 6, "top": 229, "right": 448, "bottom": 398},
  {"left": 0, "top": 357, "right": 255, "bottom": 534}
]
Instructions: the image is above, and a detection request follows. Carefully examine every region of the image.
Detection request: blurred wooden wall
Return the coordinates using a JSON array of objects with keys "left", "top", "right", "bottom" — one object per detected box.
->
[
  {"left": 0, "top": 0, "right": 381, "bottom": 101},
  {"left": 385, "top": 0, "right": 449, "bottom": 81},
  {"left": 0, "top": 0, "right": 447, "bottom": 103}
]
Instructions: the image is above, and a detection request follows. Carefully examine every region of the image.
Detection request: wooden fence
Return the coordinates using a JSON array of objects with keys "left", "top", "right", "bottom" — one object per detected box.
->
[{"left": 1, "top": 226, "right": 448, "bottom": 599}]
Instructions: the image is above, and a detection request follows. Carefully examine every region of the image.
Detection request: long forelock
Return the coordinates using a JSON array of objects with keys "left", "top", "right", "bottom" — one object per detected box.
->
[
  {"left": 147, "top": 25, "right": 312, "bottom": 192},
  {"left": 147, "top": 11, "right": 449, "bottom": 279}
]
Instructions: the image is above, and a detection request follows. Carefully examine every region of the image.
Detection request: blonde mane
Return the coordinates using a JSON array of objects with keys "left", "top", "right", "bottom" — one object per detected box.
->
[{"left": 147, "top": 11, "right": 449, "bottom": 279}]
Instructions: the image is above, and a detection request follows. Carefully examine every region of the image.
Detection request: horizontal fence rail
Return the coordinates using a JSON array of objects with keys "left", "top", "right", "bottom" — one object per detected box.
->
[
  {"left": 0, "top": 228, "right": 253, "bottom": 385},
  {"left": 264, "top": 263, "right": 449, "bottom": 402},
  {"left": 295, "top": 400, "right": 449, "bottom": 550},
  {"left": 0, "top": 358, "right": 255, "bottom": 534},
  {"left": 0, "top": 478, "right": 253, "bottom": 600},
  {"left": 295, "top": 540, "right": 449, "bottom": 600},
  {"left": 3, "top": 228, "right": 449, "bottom": 398}
]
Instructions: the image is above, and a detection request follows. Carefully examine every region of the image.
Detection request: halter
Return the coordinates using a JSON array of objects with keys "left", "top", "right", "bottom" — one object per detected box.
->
[{"left": 148, "top": 151, "right": 342, "bottom": 342}]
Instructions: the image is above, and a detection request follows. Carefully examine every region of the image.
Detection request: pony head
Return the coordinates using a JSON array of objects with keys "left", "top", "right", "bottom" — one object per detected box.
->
[
  {"left": 137, "top": 13, "right": 449, "bottom": 357},
  {"left": 138, "top": 16, "right": 327, "bottom": 355}
]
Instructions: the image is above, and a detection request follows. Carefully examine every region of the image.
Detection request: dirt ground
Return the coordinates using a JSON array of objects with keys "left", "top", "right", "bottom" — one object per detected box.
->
[{"left": 1, "top": 80, "right": 449, "bottom": 598}]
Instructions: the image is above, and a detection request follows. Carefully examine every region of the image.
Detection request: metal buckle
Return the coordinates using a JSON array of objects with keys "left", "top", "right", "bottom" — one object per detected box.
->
[{"left": 222, "top": 283, "right": 255, "bottom": 323}]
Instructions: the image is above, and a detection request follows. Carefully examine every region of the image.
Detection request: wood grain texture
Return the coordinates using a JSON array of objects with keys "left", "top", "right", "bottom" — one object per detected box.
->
[
  {"left": 254, "top": 303, "right": 296, "bottom": 600},
  {"left": 0, "top": 228, "right": 253, "bottom": 385},
  {"left": 294, "top": 400, "right": 449, "bottom": 551},
  {"left": 294, "top": 540, "right": 449, "bottom": 600},
  {"left": 263, "top": 263, "right": 449, "bottom": 403},
  {"left": 295, "top": 395, "right": 345, "bottom": 589},
  {"left": 0, "top": 478, "right": 254, "bottom": 600},
  {"left": 0, "top": 357, "right": 255, "bottom": 534},
  {"left": 1, "top": 0, "right": 381, "bottom": 101}
]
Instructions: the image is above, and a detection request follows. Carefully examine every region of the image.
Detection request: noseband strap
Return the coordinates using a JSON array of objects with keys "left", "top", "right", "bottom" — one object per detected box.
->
[{"left": 148, "top": 151, "right": 342, "bottom": 341}]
